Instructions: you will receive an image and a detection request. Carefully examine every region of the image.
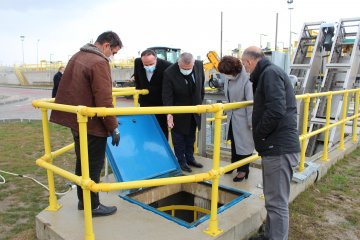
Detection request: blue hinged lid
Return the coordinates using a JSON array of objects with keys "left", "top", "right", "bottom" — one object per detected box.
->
[{"left": 105, "top": 115, "right": 182, "bottom": 182}]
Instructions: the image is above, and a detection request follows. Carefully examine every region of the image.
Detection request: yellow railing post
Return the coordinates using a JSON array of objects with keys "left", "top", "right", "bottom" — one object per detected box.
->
[
  {"left": 194, "top": 127, "right": 199, "bottom": 155},
  {"left": 322, "top": 93, "right": 333, "bottom": 161},
  {"left": 299, "top": 95, "right": 310, "bottom": 172},
  {"left": 168, "top": 129, "right": 173, "bottom": 148},
  {"left": 352, "top": 90, "right": 360, "bottom": 142},
  {"left": 204, "top": 105, "right": 223, "bottom": 236},
  {"left": 133, "top": 93, "right": 139, "bottom": 107},
  {"left": 112, "top": 96, "right": 117, "bottom": 108},
  {"left": 77, "top": 112, "right": 95, "bottom": 240},
  {"left": 312, "top": 94, "right": 317, "bottom": 109},
  {"left": 41, "top": 108, "right": 62, "bottom": 211},
  {"left": 339, "top": 92, "right": 349, "bottom": 150}
]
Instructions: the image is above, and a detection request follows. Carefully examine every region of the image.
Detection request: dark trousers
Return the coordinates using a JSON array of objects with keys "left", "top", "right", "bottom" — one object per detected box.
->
[
  {"left": 171, "top": 122, "right": 196, "bottom": 166},
  {"left": 228, "top": 121, "right": 250, "bottom": 173},
  {"left": 155, "top": 114, "right": 169, "bottom": 140},
  {"left": 72, "top": 130, "right": 107, "bottom": 209}
]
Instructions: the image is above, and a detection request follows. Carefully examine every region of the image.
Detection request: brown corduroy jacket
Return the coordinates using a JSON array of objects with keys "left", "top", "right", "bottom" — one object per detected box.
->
[{"left": 50, "top": 43, "right": 117, "bottom": 137}]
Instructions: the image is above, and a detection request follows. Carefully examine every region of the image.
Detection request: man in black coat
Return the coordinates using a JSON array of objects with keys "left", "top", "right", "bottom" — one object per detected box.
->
[
  {"left": 134, "top": 49, "right": 171, "bottom": 139},
  {"left": 242, "top": 46, "right": 300, "bottom": 240},
  {"left": 162, "top": 53, "right": 205, "bottom": 172},
  {"left": 52, "top": 66, "right": 65, "bottom": 98}
]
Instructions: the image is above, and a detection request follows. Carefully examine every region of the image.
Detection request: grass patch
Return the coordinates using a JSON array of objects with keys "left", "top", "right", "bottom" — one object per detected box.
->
[
  {"left": 289, "top": 150, "right": 360, "bottom": 240},
  {"left": 0, "top": 121, "right": 74, "bottom": 240}
]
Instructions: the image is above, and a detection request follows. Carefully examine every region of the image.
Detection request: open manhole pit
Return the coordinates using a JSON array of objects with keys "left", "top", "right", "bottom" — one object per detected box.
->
[{"left": 122, "top": 181, "right": 250, "bottom": 228}]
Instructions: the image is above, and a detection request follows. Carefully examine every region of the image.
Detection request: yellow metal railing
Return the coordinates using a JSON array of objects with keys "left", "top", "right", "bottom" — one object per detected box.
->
[
  {"left": 14, "top": 67, "right": 29, "bottom": 85},
  {"left": 17, "top": 61, "right": 65, "bottom": 71},
  {"left": 32, "top": 88, "right": 360, "bottom": 240},
  {"left": 296, "top": 89, "right": 360, "bottom": 171},
  {"left": 18, "top": 57, "right": 135, "bottom": 71},
  {"left": 157, "top": 205, "right": 211, "bottom": 221},
  {"left": 111, "top": 87, "right": 148, "bottom": 107}
]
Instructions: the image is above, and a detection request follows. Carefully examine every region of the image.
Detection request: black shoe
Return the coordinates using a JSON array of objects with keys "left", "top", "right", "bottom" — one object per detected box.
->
[
  {"left": 225, "top": 170, "right": 233, "bottom": 175},
  {"left": 180, "top": 163, "right": 192, "bottom": 172},
  {"left": 78, "top": 201, "right": 84, "bottom": 210},
  {"left": 248, "top": 234, "right": 268, "bottom": 240},
  {"left": 92, "top": 204, "right": 117, "bottom": 217},
  {"left": 187, "top": 160, "right": 203, "bottom": 168},
  {"left": 78, "top": 202, "right": 117, "bottom": 217},
  {"left": 233, "top": 171, "right": 249, "bottom": 182}
]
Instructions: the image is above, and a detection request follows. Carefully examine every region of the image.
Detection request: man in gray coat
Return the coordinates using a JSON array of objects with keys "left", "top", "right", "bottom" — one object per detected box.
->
[{"left": 242, "top": 46, "right": 300, "bottom": 240}]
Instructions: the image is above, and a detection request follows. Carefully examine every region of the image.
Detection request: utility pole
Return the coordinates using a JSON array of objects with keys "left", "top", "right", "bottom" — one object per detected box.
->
[
  {"left": 287, "top": 0, "right": 294, "bottom": 64},
  {"left": 20, "top": 35, "right": 25, "bottom": 65},
  {"left": 220, "top": 11, "right": 223, "bottom": 58},
  {"left": 275, "top": 13, "right": 279, "bottom": 51},
  {"left": 49, "top": 53, "right": 54, "bottom": 82},
  {"left": 37, "top": 39, "right": 40, "bottom": 68}
]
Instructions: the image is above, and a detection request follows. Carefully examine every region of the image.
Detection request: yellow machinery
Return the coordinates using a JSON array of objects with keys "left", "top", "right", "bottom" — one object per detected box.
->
[
  {"left": 203, "top": 51, "right": 223, "bottom": 90},
  {"left": 203, "top": 51, "right": 220, "bottom": 72}
]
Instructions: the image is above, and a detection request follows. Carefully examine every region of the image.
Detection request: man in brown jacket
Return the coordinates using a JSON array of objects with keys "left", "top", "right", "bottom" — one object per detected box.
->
[{"left": 50, "top": 31, "right": 122, "bottom": 217}]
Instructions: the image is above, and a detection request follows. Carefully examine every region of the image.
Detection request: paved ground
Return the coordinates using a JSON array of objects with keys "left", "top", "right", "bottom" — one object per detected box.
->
[{"left": 0, "top": 86, "right": 134, "bottom": 121}]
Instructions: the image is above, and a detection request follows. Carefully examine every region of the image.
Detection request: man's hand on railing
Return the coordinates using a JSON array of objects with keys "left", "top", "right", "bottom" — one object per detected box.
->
[
  {"left": 111, "top": 128, "right": 120, "bottom": 146},
  {"left": 167, "top": 114, "right": 174, "bottom": 129}
]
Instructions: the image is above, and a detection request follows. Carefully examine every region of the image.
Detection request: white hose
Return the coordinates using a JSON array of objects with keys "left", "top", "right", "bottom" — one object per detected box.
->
[{"left": 0, "top": 169, "right": 73, "bottom": 196}]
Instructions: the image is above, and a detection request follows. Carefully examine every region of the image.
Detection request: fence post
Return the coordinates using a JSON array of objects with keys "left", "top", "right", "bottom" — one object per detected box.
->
[
  {"left": 133, "top": 93, "right": 139, "bottom": 107},
  {"left": 299, "top": 96, "right": 310, "bottom": 172},
  {"left": 352, "top": 90, "right": 360, "bottom": 142},
  {"left": 112, "top": 95, "right": 117, "bottom": 107},
  {"left": 41, "top": 108, "right": 61, "bottom": 211},
  {"left": 204, "top": 104, "right": 223, "bottom": 236},
  {"left": 322, "top": 93, "right": 333, "bottom": 161},
  {"left": 194, "top": 127, "right": 199, "bottom": 155},
  {"left": 339, "top": 92, "right": 349, "bottom": 150},
  {"left": 77, "top": 112, "right": 95, "bottom": 240}
]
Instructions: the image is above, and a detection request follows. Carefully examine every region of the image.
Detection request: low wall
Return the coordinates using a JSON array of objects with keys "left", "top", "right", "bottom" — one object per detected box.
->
[
  {"left": 0, "top": 68, "right": 135, "bottom": 86},
  {"left": 0, "top": 69, "right": 20, "bottom": 85}
]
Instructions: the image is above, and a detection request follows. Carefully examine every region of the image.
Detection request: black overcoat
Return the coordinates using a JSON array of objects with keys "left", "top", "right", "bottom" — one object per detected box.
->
[
  {"left": 162, "top": 60, "right": 205, "bottom": 135},
  {"left": 134, "top": 58, "right": 171, "bottom": 106}
]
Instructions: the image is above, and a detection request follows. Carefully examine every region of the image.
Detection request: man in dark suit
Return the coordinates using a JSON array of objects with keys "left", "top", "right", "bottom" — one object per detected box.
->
[
  {"left": 134, "top": 49, "right": 171, "bottom": 139},
  {"left": 162, "top": 53, "right": 205, "bottom": 172}
]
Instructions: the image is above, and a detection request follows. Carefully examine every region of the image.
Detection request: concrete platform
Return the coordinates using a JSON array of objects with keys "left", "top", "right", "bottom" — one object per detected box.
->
[{"left": 36, "top": 138, "right": 360, "bottom": 240}]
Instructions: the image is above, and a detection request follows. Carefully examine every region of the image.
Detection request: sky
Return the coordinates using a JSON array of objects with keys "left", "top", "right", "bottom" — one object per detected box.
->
[{"left": 0, "top": 0, "right": 359, "bottom": 66}]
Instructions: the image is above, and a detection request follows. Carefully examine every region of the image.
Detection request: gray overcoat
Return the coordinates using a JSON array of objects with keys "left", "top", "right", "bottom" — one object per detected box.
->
[{"left": 224, "top": 66, "right": 255, "bottom": 155}]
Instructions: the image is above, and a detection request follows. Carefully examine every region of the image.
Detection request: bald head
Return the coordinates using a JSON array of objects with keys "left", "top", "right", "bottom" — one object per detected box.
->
[
  {"left": 241, "top": 46, "right": 265, "bottom": 74},
  {"left": 242, "top": 46, "right": 265, "bottom": 60}
]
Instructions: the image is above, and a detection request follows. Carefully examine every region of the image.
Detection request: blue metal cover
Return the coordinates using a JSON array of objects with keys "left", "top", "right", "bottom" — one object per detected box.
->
[{"left": 106, "top": 115, "right": 181, "bottom": 182}]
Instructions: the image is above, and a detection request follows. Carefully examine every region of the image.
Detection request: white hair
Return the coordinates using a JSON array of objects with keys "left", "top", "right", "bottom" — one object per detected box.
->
[{"left": 178, "top": 52, "right": 195, "bottom": 65}]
